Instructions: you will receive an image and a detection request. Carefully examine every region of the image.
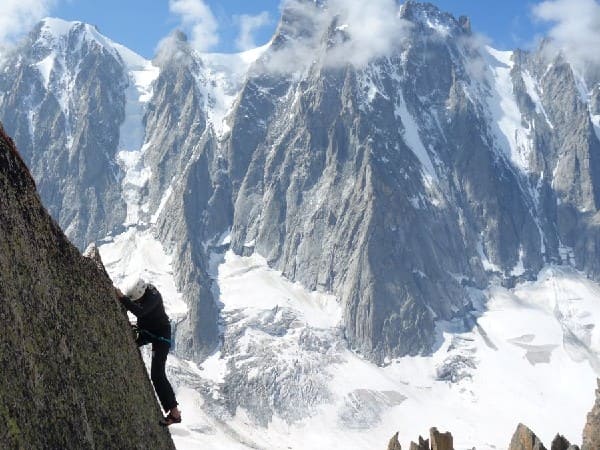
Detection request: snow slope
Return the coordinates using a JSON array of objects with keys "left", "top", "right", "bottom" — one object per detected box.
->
[
  {"left": 197, "top": 44, "right": 270, "bottom": 139},
  {"left": 114, "top": 43, "right": 159, "bottom": 226},
  {"left": 98, "top": 234, "right": 599, "bottom": 449},
  {"left": 178, "top": 259, "right": 599, "bottom": 450},
  {"left": 485, "top": 47, "right": 535, "bottom": 172}
]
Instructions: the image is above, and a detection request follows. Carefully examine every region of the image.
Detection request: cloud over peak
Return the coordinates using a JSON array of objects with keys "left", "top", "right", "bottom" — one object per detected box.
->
[
  {"left": 235, "top": 12, "right": 272, "bottom": 52},
  {"left": 533, "top": 0, "right": 600, "bottom": 68},
  {"left": 0, "top": 0, "right": 56, "bottom": 47},
  {"left": 169, "top": 0, "right": 219, "bottom": 53},
  {"left": 263, "top": 0, "right": 410, "bottom": 73}
]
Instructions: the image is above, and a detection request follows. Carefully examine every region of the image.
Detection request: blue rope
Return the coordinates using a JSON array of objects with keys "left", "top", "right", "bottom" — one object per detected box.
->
[{"left": 138, "top": 328, "right": 172, "bottom": 346}]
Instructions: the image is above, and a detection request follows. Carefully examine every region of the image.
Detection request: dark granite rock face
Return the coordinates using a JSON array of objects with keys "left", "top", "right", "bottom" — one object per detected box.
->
[{"left": 0, "top": 125, "right": 174, "bottom": 449}]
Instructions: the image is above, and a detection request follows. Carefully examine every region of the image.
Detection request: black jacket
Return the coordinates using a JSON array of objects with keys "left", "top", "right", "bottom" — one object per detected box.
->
[{"left": 119, "top": 284, "right": 170, "bottom": 337}]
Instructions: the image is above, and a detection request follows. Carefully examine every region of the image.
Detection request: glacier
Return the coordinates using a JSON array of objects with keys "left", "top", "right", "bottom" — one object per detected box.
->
[{"left": 100, "top": 235, "right": 599, "bottom": 449}]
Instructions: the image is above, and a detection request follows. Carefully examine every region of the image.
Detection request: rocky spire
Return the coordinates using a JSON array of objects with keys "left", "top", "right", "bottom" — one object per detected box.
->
[
  {"left": 387, "top": 432, "right": 403, "bottom": 450},
  {"left": 582, "top": 379, "right": 600, "bottom": 450},
  {"left": 550, "top": 434, "right": 578, "bottom": 450},
  {"left": 430, "top": 427, "right": 453, "bottom": 450},
  {"left": 508, "top": 423, "right": 547, "bottom": 450}
]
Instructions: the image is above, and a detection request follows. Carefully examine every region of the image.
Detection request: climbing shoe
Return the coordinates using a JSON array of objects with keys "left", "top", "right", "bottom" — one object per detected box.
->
[{"left": 159, "top": 412, "right": 182, "bottom": 427}]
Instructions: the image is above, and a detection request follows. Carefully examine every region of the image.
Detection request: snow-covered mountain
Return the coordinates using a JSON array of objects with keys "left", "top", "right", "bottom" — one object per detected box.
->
[{"left": 1, "top": 1, "right": 600, "bottom": 448}]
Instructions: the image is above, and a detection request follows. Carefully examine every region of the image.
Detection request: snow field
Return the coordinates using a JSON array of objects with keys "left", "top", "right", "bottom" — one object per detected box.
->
[
  {"left": 98, "top": 226, "right": 600, "bottom": 449},
  {"left": 163, "top": 250, "right": 599, "bottom": 450},
  {"left": 216, "top": 251, "right": 342, "bottom": 329}
]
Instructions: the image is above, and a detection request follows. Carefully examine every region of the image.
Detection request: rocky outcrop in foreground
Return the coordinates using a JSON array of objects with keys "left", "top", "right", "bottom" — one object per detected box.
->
[
  {"left": 0, "top": 125, "right": 174, "bottom": 448},
  {"left": 386, "top": 380, "right": 600, "bottom": 450},
  {"left": 387, "top": 425, "right": 579, "bottom": 450},
  {"left": 387, "top": 427, "right": 453, "bottom": 450},
  {"left": 508, "top": 424, "right": 580, "bottom": 450}
]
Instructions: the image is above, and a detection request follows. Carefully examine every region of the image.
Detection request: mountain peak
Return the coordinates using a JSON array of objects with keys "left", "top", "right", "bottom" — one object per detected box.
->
[
  {"left": 33, "top": 17, "right": 119, "bottom": 59},
  {"left": 26, "top": 17, "right": 151, "bottom": 74},
  {"left": 400, "top": 1, "right": 469, "bottom": 37},
  {"left": 154, "top": 29, "right": 199, "bottom": 68},
  {"left": 36, "top": 17, "right": 98, "bottom": 43}
]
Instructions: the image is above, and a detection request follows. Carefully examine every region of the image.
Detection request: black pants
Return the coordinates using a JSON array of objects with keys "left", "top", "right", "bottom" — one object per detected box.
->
[{"left": 136, "top": 332, "right": 178, "bottom": 412}]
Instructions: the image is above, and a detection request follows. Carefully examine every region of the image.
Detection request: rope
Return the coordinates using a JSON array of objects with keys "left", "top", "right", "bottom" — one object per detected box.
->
[{"left": 133, "top": 325, "right": 172, "bottom": 346}]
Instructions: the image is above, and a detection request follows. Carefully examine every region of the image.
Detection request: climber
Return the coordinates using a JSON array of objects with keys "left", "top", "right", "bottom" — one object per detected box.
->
[{"left": 115, "top": 278, "right": 182, "bottom": 427}]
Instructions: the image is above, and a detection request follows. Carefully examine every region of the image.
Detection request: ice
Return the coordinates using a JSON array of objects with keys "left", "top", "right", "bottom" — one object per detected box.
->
[
  {"left": 477, "top": 239, "right": 502, "bottom": 273},
  {"left": 510, "top": 246, "right": 526, "bottom": 277},
  {"left": 112, "top": 42, "right": 149, "bottom": 70},
  {"left": 485, "top": 47, "right": 534, "bottom": 172},
  {"left": 522, "top": 70, "right": 554, "bottom": 129},
  {"left": 217, "top": 251, "right": 341, "bottom": 329},
  {"left": 151, "top": 186, "right": 173, "bottom": 224},
  {"left": 115, "top": 49, "right": 159, "bottom": 226},
  {"left": 118, "top": 63, "right": 158, "bottom": 153},
  {"left": 117, "top": 149, "right": 151, "bottom": 226},
  {"left": 592, "top": 113, "right": 600, "bottom": 142},
  {"left": 40, "top": 17, "right": 120, "bottom": 61},
  {"left": 35, "top": 53, "right": 54, "bottom": 88},
  {"left": 394, "top": 91, "right": 438, "bottom": 182},
  {"left": 197, "top": 43, "right": 270, "bottom": 139},
  {"left": 239, "top": 43, "right": 270, "bottom": 65},
  {"left": 196, "top": 352, "right": 228, "bottom": 384}
]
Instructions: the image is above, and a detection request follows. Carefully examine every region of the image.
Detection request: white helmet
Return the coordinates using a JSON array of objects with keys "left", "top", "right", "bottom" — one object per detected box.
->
[{"left": 126, "top": 278, "right": 147, "bottom": 301}]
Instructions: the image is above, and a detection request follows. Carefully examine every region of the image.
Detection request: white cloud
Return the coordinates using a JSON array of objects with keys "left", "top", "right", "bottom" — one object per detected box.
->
[
  {"left": 326, "top": 0, "right": 409, "bottom": 67},
  {"left": 262, "top": 0, "right": 409, "bottom": 74},
  {"left": 460, "top": 32, "right": 493, "bottom": 83},
  {"left": 532, "top": 0, "right": 600, "bottom": 68},
  {"left": 235, "top": 11, "right": 271, "bottom": 51},
  {"left": 0, "top": 0, "right": 56, "bottom": 46},
  {"left": 169, "top": 0, "right": 219, "bottom": 52}
]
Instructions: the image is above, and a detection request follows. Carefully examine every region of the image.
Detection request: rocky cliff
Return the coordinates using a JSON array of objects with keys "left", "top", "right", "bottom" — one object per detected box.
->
[
  {"left": 0, "top": 124, "right": 174, "bottom": 448},
  {"left": 214, "top": 0, "right": 600, "bottom": 362}
]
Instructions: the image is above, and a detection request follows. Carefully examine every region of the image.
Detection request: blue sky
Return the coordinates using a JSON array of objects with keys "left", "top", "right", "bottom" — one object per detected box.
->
[{"left": 10, "top": 0, "right": 556, "bottom": 58}]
